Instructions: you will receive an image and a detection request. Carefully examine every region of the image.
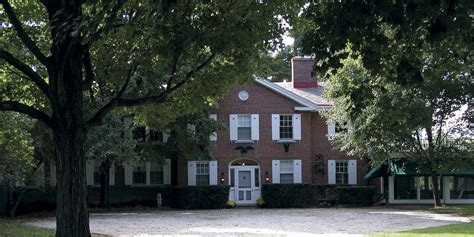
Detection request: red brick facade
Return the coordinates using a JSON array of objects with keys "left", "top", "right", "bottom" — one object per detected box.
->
[{"left": 177, "top": 82, "right": 369, "bottom": 186}]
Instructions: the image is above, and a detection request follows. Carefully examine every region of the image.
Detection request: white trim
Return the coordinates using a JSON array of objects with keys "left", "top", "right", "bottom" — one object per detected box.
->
[
  {"left": 293, "top": 160, "right": 302, "bottom": 183},
  {"left": 271, "top": 114, "right": 280, "bottom": 141},
  {"left": 255, "top": 79, "right": 327, "bottom": 111},
  {"left": 293, "top": 114, "right": 301, "bottom": 140},
  {"left": 348, "top": 160, "right": 357, "bottom": 185},
  {"left": 209, "top": 161, "right": 218, "bottom": 185},
  {"left": 327, "top": 160, "right": 336, "bottom": 184},
  {"left": 272, "top": 160, "right": 280, "bottom": 184},
  {"left": 187, "top": 161, "right": 196, "bottom": 186},
  {"left": 251, "top": 114, "right": 259, "bottom": 141}
]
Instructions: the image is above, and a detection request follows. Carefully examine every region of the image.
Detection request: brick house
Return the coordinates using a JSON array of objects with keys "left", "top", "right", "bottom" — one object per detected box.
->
[{"left": 178, "top": 57, "right": 368, "bottom": 205}]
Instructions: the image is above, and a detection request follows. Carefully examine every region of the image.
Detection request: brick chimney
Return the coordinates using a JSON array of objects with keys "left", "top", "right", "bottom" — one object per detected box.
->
[{"left": 291, "top": 57, "right": 318, "bottom": 88}]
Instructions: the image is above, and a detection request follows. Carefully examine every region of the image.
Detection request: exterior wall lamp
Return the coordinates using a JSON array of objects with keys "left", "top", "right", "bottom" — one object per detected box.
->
[
  {"left": 265, "top": 171, "right": 270, "bottom": 183},
  {"left": 220, "top": 172, "right": 225, "bottom": 184}
]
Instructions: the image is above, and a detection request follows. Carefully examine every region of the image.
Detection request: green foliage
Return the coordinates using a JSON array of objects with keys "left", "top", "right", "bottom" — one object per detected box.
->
[
  {"left": 334, "top": 186, "right": 376, "bottom": 206},
  {"left": 0, "top": 112, "right": 35, "bottom": 188},
  {"left": 300, "top": 1, "right": 472, "bottom": 81},
  {"left": 0, "top": 222, "right": 54, "bottom": 237},
  {"left": 256, "top": 198, "right": 265, "bottom": 208},
  {"left": 226, "top": 200, "right": 236, "bottom": 208},
  {"left": 255, "top": 46, "right": 296, "bottom": 82},
  {"left": 262, "top": 184, "right": 376, "bottom": 208},
  {"left": 85, "top": 114, "right": 138, "bottom": 163},
  {"left": 164, "top": 185, "right": 229, "bottom": 209},
  {"left": 323, "top": 53, "right": 473, "bottom": 170},
  {"left": 262, "top": 184, "right": 327, "bottom": 208}
]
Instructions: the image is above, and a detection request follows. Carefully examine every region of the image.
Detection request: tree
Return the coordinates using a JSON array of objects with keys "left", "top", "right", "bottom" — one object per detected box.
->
[
  {"left": 299, "top": 1, "right": 473, "bottom": 207},
  {"left": 322, "top": 51, "right": 473, "bottom": 207},
  {"left": 255, "top": 46, "right": 295, "bottom": 82},
  {"left": 0, "top": 1, "right": 301, "bottom": 235}
]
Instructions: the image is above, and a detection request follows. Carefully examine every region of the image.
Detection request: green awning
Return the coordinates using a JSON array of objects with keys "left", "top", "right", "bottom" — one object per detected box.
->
[
  {"left": 364, "top": 161, "right": 474, "bottom": 179},
  {"left": 364, "top": 164, "right": 383, "bottom": 180}
]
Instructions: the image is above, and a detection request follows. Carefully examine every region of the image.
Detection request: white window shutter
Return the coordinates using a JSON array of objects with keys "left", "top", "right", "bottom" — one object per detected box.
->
[
  {"left": 209, "top": 114, "right": 217, "bottom": 141},
  {"left": 187, "top": 161, "right": 196, "bottom": 186},
  {"left": 229, "top": 114, "right": 238, "bottom": 141},
  {"left": 328, "top": 160, "right": 336, "bottom": 184},
  {"left": 272, "top": 160, "right": 280, "bottom": 184},
  {"left": 86, "top": 160, "right": 94, "bottom": 186},
  {"left": 293, "top": 114, "right": 302, "bottom": 140},
  {"left": 163, "top": 159, "right": 172, "bottom": 185},
  {"left": 109, "top": 162, "right": 115, "bottom": 186},
  {"left": 271, "top": 114, "right": 280, "bottom": 140},
  {"left": 124, "top": 163, "right": 133, "bottom": 185},
  {"left": 163, "top": 131, "right": 170, "bottom": 143},
  {"left": 293, "top": 160, "right": 302, "bottom": 183},
  {"left": 209, "top": 161, "right": 218, "bottom": 185},
  {"left": 328, "top": 124, "right": 336, "bottom": 140},
  {"left": 348, "top": 160, "right": 357, "bottom": 185},
  {"left": 251, "top": 114, "right": 259, "bottom": 141}
]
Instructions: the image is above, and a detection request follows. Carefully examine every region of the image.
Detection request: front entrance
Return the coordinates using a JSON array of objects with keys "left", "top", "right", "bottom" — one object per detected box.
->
[{"left": 229, "top": 159, "right": 260, "bottom": 205}]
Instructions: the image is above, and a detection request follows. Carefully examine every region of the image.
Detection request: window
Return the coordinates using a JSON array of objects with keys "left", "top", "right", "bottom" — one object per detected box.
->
[
  {"left": 451, "top": 177, "right": 474, "bottom": 199},
  {"left": 394, "top": 176, "right": 417, "bottom": 199},
  {"left": 237, "top": 115, "right": 251, "bottom": 140},
  {"left": 279, "top": 115, "right": 293, "bottom": 139},
  {"left": 280, "top": 160, "right": 294, "bottom": 184},
  {"left": 149, "top": 130, "right": 163, "bottom": 142},
  {"left": 335, "top": 161, "right": 349, "bottom": 185},
  {"left": 133, "top": 163, "right": 146, "bottom": 185},
  {"left": 196, "top": 162, "right": 210, "bottom": 185},
  {"left": 133, "top": 126, "right": 146, "bottom": 141},
  {"left": 150, "top": 162, "right": 164, "bottom": 185}
]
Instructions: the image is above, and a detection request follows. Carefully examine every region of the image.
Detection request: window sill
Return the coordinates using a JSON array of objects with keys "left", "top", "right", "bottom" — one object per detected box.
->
[
  {"left": 277, "top": 139, "right": 297, "bottom": 143},
  {"left": 232, "top": 140, "right": 255, "bottom": 144}
]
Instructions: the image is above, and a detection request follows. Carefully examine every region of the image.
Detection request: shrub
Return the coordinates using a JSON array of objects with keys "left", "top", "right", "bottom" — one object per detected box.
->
[
  {"left": 262, "top": 184, "right": 376, "bottom": 208},
  {"left": 335, "top": 186, "right": 376, "bottom": 206},
  {"left": 256, "top": 198, "right": 265, "bottom": 208},
  {"left": 165, "top": 185, "right": 229, "bottom": 209},
  {"left": 226, "top": 200, "right": 236, "bottom": 208},
  {"left": 262, "top": 184, "right": 327, "bottom": 208}
]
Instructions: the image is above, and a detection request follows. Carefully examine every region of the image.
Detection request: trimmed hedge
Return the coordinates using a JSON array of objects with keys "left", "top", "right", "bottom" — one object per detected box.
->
[
  {"left": 335, "top": 186, "right": 376, "bottom": 206},
  {"left": 262, "top": 184, "right": 327, "bottom": 208},
  {"left": 164, "top": 185, "right": 229, "bottom": 209},
  {"left": 262, "top": 184, "right": 376, "bottom": 208}
]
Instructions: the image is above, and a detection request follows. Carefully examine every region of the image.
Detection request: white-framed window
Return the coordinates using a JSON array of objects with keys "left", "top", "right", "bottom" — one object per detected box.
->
[
  {"left": 272, "top": 114, "right": 301, "bottom": 141},
  {"left": 280, "top": 160, "right": 294, "bottom": 184},
  {"left": 196, "top": 162, "right": 210, "bottom": 185},
  {"left": 237, "top": 115, "right": 252, "bottom": 140},
  {"left": 132, "top": 163, "right": 147, "bottom": 185},
  {"left": 150, "top": 162, "right": 164, "bottom": 185},
  {"left": 279, "top": 115, "right": 293, "bottom": 140},
  {"left": 148, "top": 130, "right": 163, "bottom": 142},
  {"left": 335, "top": 161, "right": 349, "bottom": 185}
]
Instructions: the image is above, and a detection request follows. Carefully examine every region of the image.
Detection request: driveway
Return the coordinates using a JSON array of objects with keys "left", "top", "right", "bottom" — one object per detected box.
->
[{"left": 27, "top": 207, "right": 470, "bottom": 236}]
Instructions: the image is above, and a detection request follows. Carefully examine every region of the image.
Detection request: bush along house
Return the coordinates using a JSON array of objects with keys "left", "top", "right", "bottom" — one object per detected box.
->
[{"left": 178, "top": 56, "right": 369, "bottom": 205}]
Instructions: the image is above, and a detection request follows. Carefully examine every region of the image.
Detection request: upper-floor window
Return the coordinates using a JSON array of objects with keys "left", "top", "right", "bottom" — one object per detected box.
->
[
  {"left": 279, "top": 115, "right": 293, "bottom": 139},
  {"left": 280, "top": 160, "right": 294, "bottom": 184},
  {"left": 237, "top": 115, "right": 252, "bottom": 140},
  {"left": 196, "top": 162, "right": 210, "bottom": 185},
  {"left": 335, "top": 161, "right": 349, "bottom": 185},
  {"left": 149, "top": 130, "right": 163, "bottom": 142},
  {"left": 272, "top": 114, "right": 301, "bottom": 141},
  {"left": 133, "top": 163, "right": 147, "bottom": 185},
  {"left": 150, "top": 162, "right": 164, "bottom": 185},
  {"left": 133, "top": 126, "right": 146, "bottom": 142}
]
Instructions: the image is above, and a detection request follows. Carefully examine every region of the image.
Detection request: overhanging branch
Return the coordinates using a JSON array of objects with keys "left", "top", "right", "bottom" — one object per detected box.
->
[
  {"left": 86, "top": 53, "right": 215, "bottom": 128},
  {"left": 0, "top": 49, "right": 51, "bottom": 98},
  {"left": 1, "top": 0, "right": 50, "bottom": 67},
  {"left": 0, "top": 101, "right": 55, "bottom": 129}
]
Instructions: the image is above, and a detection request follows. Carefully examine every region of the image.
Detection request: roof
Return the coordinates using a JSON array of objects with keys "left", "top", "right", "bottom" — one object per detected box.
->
[
  {"left": 254, "top": 78, "right": 333, "bottom": 112},
  {"left": 275, "top": 81, "right": 333, "bottom": 107}
]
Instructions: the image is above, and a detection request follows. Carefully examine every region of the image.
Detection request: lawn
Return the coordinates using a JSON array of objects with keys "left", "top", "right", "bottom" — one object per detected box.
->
[
  {"left": 368, "top": 205, "right": 474, "bottom": 237},
  {"left": 0, "top": 221, "right": 54, "bottom": 237}
]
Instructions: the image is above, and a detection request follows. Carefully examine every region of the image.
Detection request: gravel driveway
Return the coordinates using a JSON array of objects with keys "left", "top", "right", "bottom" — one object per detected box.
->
[{"left": 27, "top": 207, "right": 470, "bottom": 236}]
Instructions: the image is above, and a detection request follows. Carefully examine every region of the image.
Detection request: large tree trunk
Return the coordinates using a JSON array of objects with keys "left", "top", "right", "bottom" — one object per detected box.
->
[
  {"left": 53, "top": 127, "right": 90, "bottom": 237},
  {"left": 430, "top": 169, "right": 442, "bottom": 207}
]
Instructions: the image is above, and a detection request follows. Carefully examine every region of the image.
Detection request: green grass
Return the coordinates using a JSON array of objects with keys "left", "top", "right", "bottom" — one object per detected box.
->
[
  {"left": 0, "top": 221, "right": 54, "bottom": 237},
  {"left": 368, "top": 205, "right": 474, "bottom": 237}
]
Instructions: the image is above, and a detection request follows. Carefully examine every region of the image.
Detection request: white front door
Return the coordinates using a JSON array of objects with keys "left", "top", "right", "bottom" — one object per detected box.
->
[{"left": 230, "top": 166, "right": 260, "bottom": 205}]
